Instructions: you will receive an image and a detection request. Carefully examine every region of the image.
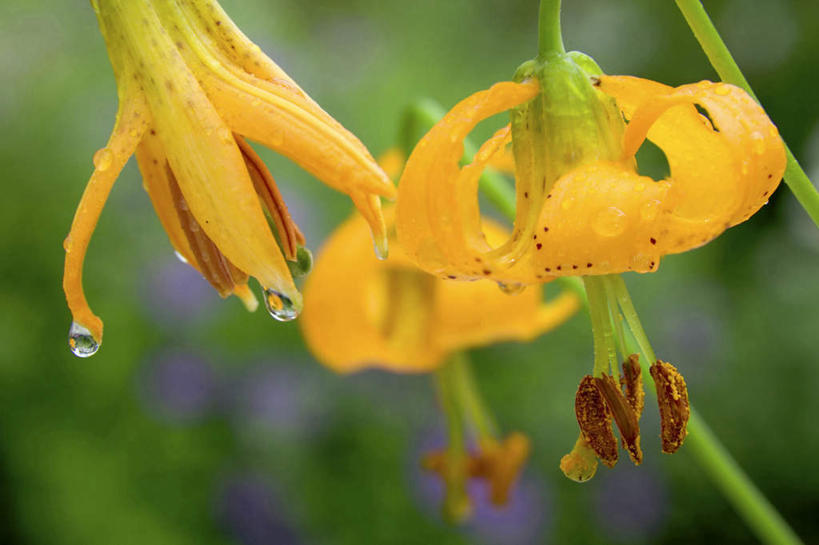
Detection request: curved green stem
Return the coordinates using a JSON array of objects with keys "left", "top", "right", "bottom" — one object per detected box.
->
[
  {"left": 675, "top": 0, "right": 819, "bottom": 228},
  {"left": 537, "top": 0, "right": 565, "bottom": 58},
  {"left": 433, "top": 362, "right": 471, "bottom": 523}
]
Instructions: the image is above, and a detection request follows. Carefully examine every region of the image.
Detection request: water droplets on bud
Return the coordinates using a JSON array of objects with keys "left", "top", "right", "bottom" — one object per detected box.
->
[
  {"left": 93, "top": 148, "right": 113, "bottom": 171},
  {"left": 264, "top": 289, "right": 300, "bottom": 321},
  {"left": 592, "top": 207, "right": 627, "bottom": 237},
  {"left": 497, "top": 282, "right": 526, "bottom": 295},
  {"left": 68, "top": 322, "right": 99, "bottom": 358},
  {"left": 640, "top": 200, "right": 661, "bottom": 222}
]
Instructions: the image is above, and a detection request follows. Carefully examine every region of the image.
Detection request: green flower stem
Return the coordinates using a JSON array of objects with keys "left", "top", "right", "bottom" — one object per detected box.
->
[
  {"left": 449, "top": 352, "right": 499, "bottom": 442},
  {"left": 675, "top": 0, "right": 819, "bottom": 228},
  {"left": 537, "top": 0, "right": 565, "bottom": 59},
  {"left": 607, "top": 275, "right": 803, "bottom": 545},
  {"left": 582, "top": 276, "right": 617, "bottom": 377},
  {"left": 433, "top": 361, "right": 471, "bottom": 523}
]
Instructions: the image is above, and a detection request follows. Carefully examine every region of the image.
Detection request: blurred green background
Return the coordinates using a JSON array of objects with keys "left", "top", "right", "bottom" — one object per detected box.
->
[{"left": 2, "top": 0, "right": 819, "bottom": 543}]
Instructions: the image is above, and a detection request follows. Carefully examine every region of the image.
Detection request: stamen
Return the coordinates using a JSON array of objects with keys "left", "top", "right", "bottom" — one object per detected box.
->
[
  {"left": 621, "top": 354, "right": 645, "bottom": 417},
  {"left": 235, "top": 135, "right": 304, "bottom": 260},
  {"left": 650, "top": 360, "right": 690, "bottom": 454},
  {"left": 575, "top": 375, "right": 618, "bottom": 467},
  {"left": 166, "top": 162, "right": 244, "bottom": 298},
  {"left": 594, "top": 374, "right": 643, "bottom": 465}
]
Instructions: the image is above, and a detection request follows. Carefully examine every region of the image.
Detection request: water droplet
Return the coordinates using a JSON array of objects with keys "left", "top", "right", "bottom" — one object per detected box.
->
[
  {"left": 93, "top": 148, "right": 113, "bottom": 171},
  {"left": 714, "top": 84, "right": 731, "bottom": 96},
  {"left": 592, "top": 207, "right": 627, "bottom": 237},
  {"left": 174, "top": 250, "right": 188, "bottom": 264},
  {"left": 640, "top": 200, "right": 661, "bottom": 222},
  {"left": 263, "top": 289, "right": 301, "bottom": 321},
  {"left": 751, "top": 131, "right": 765, "bottom": 155},
  {"left": 63, "top": 235, "right": 72, "bottom": 252},
  {"left": 129, "top": 128, "right": 140, "bottom": 138},
  {"left": 218, "top": 127, "right": 232, "bottom": 142},
  {"left": 561, "top": 197, "right": 575, "bottom": 210},
  {"left": 373, "top": 235, "right": 389, "bottom": 261},
  {"left": 634, "top": 182, "right": 646, "bottom": 192},
  {"left": 68, "top": 322, "right": 99, "bottom": 358},
  {"left": 497, "top": 282, "right": 526, "bottom": 295}
]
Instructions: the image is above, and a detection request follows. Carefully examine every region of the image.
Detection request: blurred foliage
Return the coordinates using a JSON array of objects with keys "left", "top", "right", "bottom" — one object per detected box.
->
[{"left": 1, "top": 0, "right": 818, "bottom": 544}]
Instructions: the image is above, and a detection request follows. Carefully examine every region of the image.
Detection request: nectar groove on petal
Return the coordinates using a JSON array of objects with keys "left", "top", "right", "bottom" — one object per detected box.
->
[{"left": 68, "top": 322, "right": 100, "bottom": 358}]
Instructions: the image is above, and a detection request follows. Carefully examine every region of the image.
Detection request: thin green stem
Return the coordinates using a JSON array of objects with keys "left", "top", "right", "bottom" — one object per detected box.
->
[
  {"left": 537, "top": 0, "right": 565, "bottom": 58},
  {"left": 449, "top": 352, "right": 499, "bottom": 442},
  {"left": 582, "top": 276, "right": 617, "bottom": 376},
  {"left": 609, "top": 274, "right": 803, "bottom": 545},
  {"left": 675, "top": 0, "right": 819, "bottom": 228},
  {"left": 433, "top": 363, "right": 471, "bottom": 523}
]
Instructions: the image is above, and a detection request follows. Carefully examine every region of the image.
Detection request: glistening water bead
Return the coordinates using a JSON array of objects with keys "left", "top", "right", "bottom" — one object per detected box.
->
[
  {"left": 263, "top": 289, "right": 300, "bottom": 321},
  {"left": 68, "top": 322, "right": 99, "bottom": 357}
]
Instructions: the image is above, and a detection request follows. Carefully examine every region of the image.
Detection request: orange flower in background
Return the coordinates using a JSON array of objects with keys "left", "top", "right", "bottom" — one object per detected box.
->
[
  {"left": 395, "top": 55, "right": 786, "bottom": 285},
  {"left": 64, "top": 0, "right": 394, "bottom": 356},
  {"left": 301, "top": 207, "right": 579, "bottom": 374}
]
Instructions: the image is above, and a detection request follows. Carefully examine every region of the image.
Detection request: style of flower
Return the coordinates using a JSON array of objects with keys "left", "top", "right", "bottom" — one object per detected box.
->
[
  {"left": 300, "top": 201, "right": 579, "bottom": 519},
  {"left": 64, "top": 0, "right": 395, "bottom": 357},
  {"left": 394, "top": 45, "right": 786, "bottom": 479}
]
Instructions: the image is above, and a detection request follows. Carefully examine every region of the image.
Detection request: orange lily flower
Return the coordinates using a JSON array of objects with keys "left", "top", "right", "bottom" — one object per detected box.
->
[
  {"left": 395, "top": 58, "right": 786, "bottom": 285},
  {"left": 301, "top": 207, "right": 579, "bottom": 373},
  {"left": 64, "top": 0, "right": 395, "bottom": 356},
  {"left": 301, "top": 200, "right": 578, "bottom": 518}
]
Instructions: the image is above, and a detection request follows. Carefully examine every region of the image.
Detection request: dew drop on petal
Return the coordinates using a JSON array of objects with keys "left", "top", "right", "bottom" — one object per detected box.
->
[
  {"left": 634, "top": 182, "right": 646, "bottom": 192},
  {"left": 714, "top": 84, "right": 731, "bottom": 96},
  {"left": 263, "top": 289, "right": 300, "bottom": 321},
  {"left": 561, "top": 197, "right": 575, "bottom": 210},
  {"left": 218, "top": 127, "right": 232, "bottom": 142},
  {"left": 68, "top": 322, "right": 99, "bottom": 358},
  {"left": 93, "top": 148, "right": 113, "bottom": 171},
  {"left": 639, "top": 200, "right": 661, "bottom": 222},
  {"left": 497, "top": 281, "right": 526, "bottom": 295},
  {"left": 592, "top": 207, "right": 627, "bottom": 237}
]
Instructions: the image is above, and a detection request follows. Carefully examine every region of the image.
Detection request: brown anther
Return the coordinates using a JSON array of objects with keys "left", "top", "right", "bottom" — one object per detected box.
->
[
  {"left": 236, "top": 135, "right": 305, "bottom": 260},
  {"left": 167, "top": 162, "right": 247, "bottom": 298},
  {"left": 575, "top": 375, "right": 618, "bottom": 467},
  {"left": 594, "top": 374, "right": 643, "bottom": 465},
  {"left": 650, "top": 360, "right": 690, "bottom": 454},
  {"left": 560, "top": 434, "right": 599, "bottom": 482},
  {"left": 621, "top": 354, "right": 645, "bottom": 417}
]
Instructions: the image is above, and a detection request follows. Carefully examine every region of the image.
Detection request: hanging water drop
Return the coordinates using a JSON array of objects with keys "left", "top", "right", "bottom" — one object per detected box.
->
[
  {"left": 264, "top": 289, "right": 301, "bottom": 321},
  {"left": 93, "top": 148, "right": 113, "bottom": 171},
  {"left": 373, "top": 235, "right": 389, "bottom": 261},
  {"left": 592, "top": 207, "right": 627, "bottom": 237},
  {"left": 68, "top": 322, "right": 99, "bottom": 358}
]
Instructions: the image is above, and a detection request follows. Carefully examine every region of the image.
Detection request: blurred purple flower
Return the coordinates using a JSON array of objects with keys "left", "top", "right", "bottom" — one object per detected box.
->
[
  {"left": 215, "top": 474, "right": 301, "bottom": 545},
  {"left": 227, "top": 362, "right": 325, "bottom": 442},
  {"left": 592, "top": 463, "right": 668, "bottom": 542},
  {"left": 137, "top": 350, "right": 217, "bottom": 422},
  {"left": 140, "top": 257, "right": 216, "bottom": 325}
]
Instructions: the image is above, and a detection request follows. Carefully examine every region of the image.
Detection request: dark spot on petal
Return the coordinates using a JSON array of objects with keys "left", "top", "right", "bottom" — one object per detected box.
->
[
  {"left": 587, "top": 263, "right": 592, "bottom": 268},
  {"left": 482, "top": 269, "right": 491, "bottom": 275},
  {"left": 650, "top": 237, "right": 656, "bottom": 245},
  {"left": 536, "top": 243, "right": 542, "bottom": 250},
  {"left": 572, "top": 264, "right": 578, "bottom": 270}
]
